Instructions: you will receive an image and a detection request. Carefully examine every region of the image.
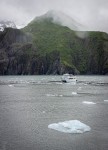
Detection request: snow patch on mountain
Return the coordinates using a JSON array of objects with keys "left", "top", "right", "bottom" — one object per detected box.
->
[{"left": 0, "top": 21, "right": 16, "bottom": 31}]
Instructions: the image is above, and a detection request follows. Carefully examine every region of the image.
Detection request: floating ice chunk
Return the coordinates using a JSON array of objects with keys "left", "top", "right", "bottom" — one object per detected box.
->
[
  {"left": 48, "top": 120, "right": 91, "bottom": 133},
  {"left": 46, "top": 94, "right": 56, "bottom": 97},
  {"left": 46, "top": 94, "right": 63, "bottom": 97},
  {"left": 104, "top": 100, "right": 108, "bottom": 102},
  {"left": 8, "top": 84, "right": 14, "bottom": 87},
  {"left": 84, "top": 84, "right": 87, "bottom": 85},
  {"left": 42, "top": 111, "right": 46, "bottom": 114},
  {"left": 59, "top": 94, "right": 63, "bottom": 97},
  {"left": 83, "top": 101, "right": 96, "bottom": 104},
  {"left": 72, "top": 92, "right": 77, "bottom": 95}
]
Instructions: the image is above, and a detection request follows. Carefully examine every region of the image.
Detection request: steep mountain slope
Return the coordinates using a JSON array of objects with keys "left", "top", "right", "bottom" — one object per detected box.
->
[
  {"left": 0, "top": 11, "right": 108, "bottom": 75},
  {"left": 0, "top": 28, "right": 34, "bottom": 75},
  {"left": 23, "top": 12, "right": 108, "bottom": 74},
  {"left": 34, "top": 10, "right": 84, "bottom": 31}
]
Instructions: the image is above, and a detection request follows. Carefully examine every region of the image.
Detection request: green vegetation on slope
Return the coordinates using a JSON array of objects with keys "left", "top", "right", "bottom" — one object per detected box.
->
[
  {"left": 23, "top": 20, "right": 82, "bottom": 73},
  {"left": 0, "top": 18, "right": 108, "bottom": 75},
  {"left": 23, "top": 19, "right": 108, "bottom": 74}
]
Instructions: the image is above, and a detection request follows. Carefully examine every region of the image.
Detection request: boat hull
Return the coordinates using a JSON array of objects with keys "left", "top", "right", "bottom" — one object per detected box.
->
[{"left": 61, "top": 74, "right": 77, "bottom": 83}]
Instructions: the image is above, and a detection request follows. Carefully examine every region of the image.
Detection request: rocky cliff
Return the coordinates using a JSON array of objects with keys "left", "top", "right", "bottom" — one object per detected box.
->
[{"left": 0, "top": 17, "right": 108, "bottom": 75}]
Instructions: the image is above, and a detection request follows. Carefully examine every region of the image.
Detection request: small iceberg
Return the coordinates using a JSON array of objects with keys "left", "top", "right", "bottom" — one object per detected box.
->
[
  {"left": 82, "top": 101, "right": 96, "bottom": 105},
  {"left": 8, "top": 84, "right": 14, "bottom": 87},
  {"left": 48, "top": 120, "right": 91, "bottom": 134},
  {"left": 42, "top": 111, "right": 46, "bottom": 114},
  {"left": 46, "top": 94, "right": 56, "bottom": 97},
  {"left": 72, "top": 92, "right": 77, "bottom": 95},
  {"left": 104, "top": 100, "right": 108, "bottom": 102},
  {"left": 46, "top": 94, "right": 63, "bottom": 97}
]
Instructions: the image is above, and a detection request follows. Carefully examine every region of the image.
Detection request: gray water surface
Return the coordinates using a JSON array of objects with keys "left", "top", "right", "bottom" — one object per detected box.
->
[{"left": 0, "top": 75, "right": 108, "bottom": 150}]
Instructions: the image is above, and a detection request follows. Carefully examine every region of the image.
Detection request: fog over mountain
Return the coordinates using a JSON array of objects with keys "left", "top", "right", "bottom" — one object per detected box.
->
[
  {"left": 35, "top": 10, "right": 85, "bottom": 31},
  {"left": 0, "top": 0, "right": 108, "bottom": 33},
  {"left": 0, "top": 7, "right": 108, "bottom": 75},
  {"left": 34, "top": 10, "right": 88, "bottom": 38}
]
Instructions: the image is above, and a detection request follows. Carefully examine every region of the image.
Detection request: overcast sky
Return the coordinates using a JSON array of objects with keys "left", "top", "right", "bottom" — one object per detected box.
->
[{"left": 0, "top": 0, "right": 108, "bottom": 32}]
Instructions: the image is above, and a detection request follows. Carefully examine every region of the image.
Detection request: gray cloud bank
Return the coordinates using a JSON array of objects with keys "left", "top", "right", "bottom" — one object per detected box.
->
[{"left": 0, "top": 0, "right": 108, "bottom": 32}]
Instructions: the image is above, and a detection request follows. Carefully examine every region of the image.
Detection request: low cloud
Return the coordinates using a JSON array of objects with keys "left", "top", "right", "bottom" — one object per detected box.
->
[{"left": 0, "top": 0, "right": 108, "bottom": 33}]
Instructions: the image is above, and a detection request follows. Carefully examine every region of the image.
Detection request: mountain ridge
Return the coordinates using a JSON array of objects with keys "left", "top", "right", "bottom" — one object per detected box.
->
[
  {"left": 34, "top": 10, "right": 84, "bottom": 31},
  {"left": 0, "top": 11, "right": 108, "bottom": 75}
]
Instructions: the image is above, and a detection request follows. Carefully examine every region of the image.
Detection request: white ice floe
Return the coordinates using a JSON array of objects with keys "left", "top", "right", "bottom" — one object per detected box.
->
[
  {"left": 46, "top": 94, "right": 56, "bottom": 97},
  {"left": 48, "top": 120, "right": 91, "bottom": 133},
  {"left": 42, "top": 111, "right": 46, "bottom": 114},
  {"left": 82, "top": 101, "right": 96, "bottom": 104},
  {"left": 72, "top": 92, "right": 77, "bottom": 95},
  {"left": 46, "top": 94, "right": 63, "bottom": 97},
  {"left": 8, "top": 84, "right": 14, "bottom": 87},
  {"left": 84, "top": 84, "right": 88, "bottom": 85},
  {"left": 104, "top": 100, "right": 108, "bottom": 102}
]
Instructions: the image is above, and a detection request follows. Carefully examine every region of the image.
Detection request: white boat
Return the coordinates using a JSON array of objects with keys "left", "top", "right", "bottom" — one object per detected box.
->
[{"left": 61, "top": 73, "right": 77, "bottom": 83}]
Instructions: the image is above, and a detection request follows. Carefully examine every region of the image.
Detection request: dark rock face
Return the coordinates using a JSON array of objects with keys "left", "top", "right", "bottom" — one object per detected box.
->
[
  {"left": 0, "top": 27, "right": 108, "bottom": 75},
  {"left": 0, "top": 28, "right": 79, "bottom": 75},
  {"left": 0, "top": 28, "right": 33, "bottom": 75},
  {"left": 0, "top": 28, "right": 31, "bottom": 47}
]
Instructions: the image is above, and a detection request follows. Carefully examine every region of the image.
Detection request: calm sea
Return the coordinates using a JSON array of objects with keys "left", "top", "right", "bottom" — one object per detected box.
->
[{"left": 0, "top": 75, "right": 108, "bottom": 150}]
